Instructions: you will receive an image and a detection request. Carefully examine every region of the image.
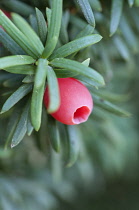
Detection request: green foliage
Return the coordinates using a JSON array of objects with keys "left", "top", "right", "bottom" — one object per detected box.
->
[
  {"left": 11, "top": 99, "right": 30, "bottom": 147},
  {"left": 31, "top": 59, "right": 48, "bottom": 131},
  {"left": 0, "top": 0, "right": 139, "bottom": 209},
  {"left": 0, "top": 28, "right": 25, "bottom": 55},
  {"left": 0, "top": 10, "right": 39, "bottom": 58},
  {"left": 12, "top": 12, "right": 44, "bottom": 53},
  {"left": 1, "top": 84, "right": 32, "bottom": 113},
  {"left": 110, "top": 0, "right": 124, "bottom": 36},
  {"left": 47, "top": 114, "right": 60, "bottom": 152},
  {"left": 76, "top": 0, "right": 95, "bottom": 27},
  {"left": 46, "top": 66, "right": 60, "bottom": 113},
  {"left": 50, "top": 58, "right": 104, "bottom": 87},
  {"left": 65, "top": 125, "right": 80, "bottom": 167},
  {"left": 0, "top": 0, "right": 34, "bottom": 16},
  {"left": 35, "top": 8, "right": 47, "bottom": 45},
  {"left": 50, "top": 34, "right": 102, "bottom": 59},
  {"left": 42, "top": 0, "right": 63, "bottom": 58}
]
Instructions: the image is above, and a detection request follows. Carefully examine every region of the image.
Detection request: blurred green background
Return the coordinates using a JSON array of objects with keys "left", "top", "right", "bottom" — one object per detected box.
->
[{"left": 0, "top": 0, "right": 139, "bottom": 209}]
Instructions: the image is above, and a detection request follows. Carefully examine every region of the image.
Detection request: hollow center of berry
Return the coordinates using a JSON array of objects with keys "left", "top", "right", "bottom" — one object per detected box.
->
[{"left": 73, "top": 106, "right": 91, "bottom": 124}]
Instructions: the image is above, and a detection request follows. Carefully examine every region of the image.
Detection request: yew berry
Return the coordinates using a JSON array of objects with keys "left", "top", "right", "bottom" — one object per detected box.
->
[{"left": 44, "top": 78, "right": 93, "bottom": 125}]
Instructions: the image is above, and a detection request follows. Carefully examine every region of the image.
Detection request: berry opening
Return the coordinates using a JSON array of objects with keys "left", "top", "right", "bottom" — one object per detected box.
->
[{"left": 73, "top": 106, "right": 91, "bottom": 124}]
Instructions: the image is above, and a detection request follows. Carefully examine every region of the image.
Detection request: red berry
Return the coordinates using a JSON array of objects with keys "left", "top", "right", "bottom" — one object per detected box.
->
[{"left": 44, "top": 78, "right": 93, "bottom": 125}]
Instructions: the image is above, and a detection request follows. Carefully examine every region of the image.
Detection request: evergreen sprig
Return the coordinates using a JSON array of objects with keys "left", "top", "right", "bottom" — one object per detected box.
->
[{"left": 0, "top": 0, "right": 134, "bottom": 167}]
